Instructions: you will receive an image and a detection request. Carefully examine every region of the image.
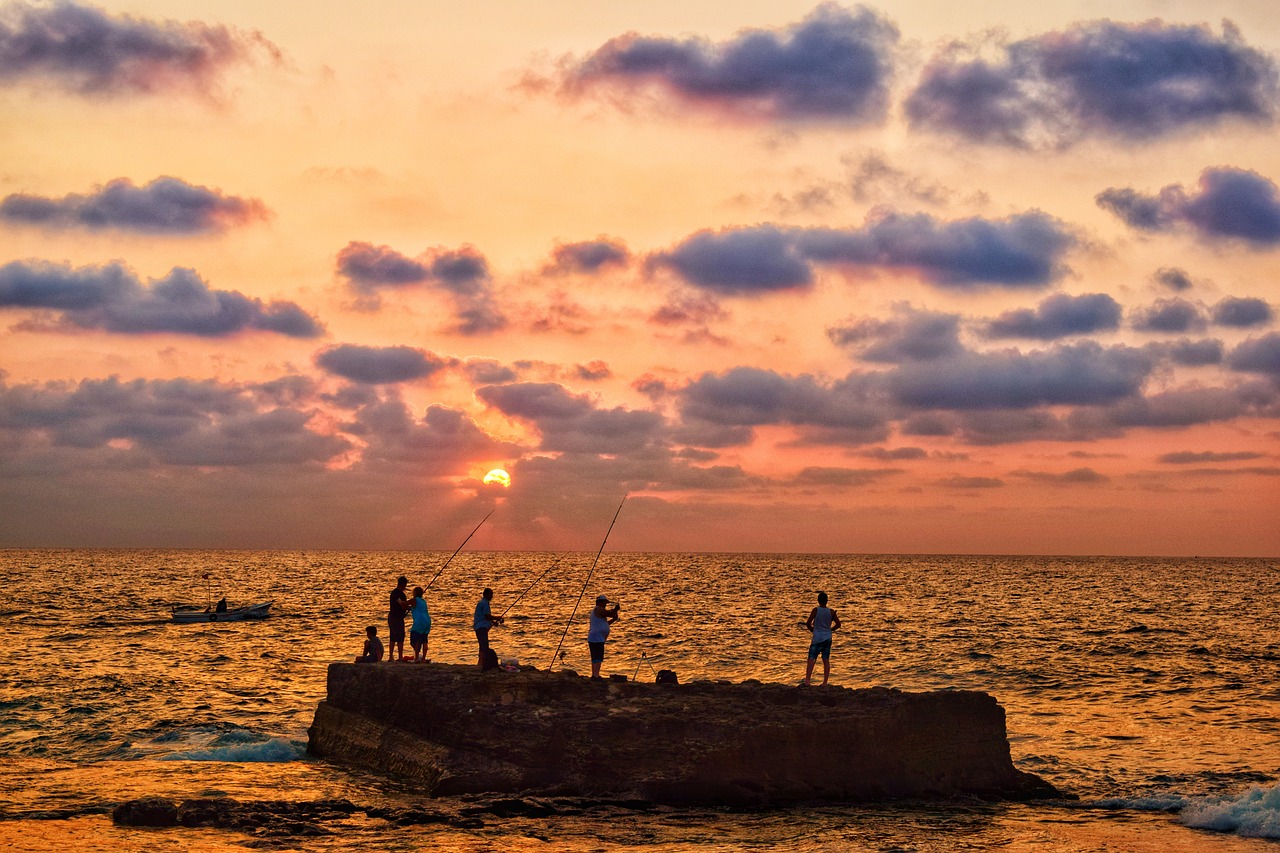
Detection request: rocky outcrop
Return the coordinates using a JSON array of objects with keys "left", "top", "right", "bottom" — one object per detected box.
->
[{"left": 307, "top": 663, "right": 1059, "bottom": 806}]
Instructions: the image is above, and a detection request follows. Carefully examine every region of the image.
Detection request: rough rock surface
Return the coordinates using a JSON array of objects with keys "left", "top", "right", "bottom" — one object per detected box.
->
[{"left": 307, "top": 663, "right": 1059, "bottom": 806}]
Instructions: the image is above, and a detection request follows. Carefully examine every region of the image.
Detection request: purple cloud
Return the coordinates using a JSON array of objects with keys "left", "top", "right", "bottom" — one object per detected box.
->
[
  {"left": 1099, "top": 167, "right": 1280, "bottom": 246},
  {"left": 1212, "top": 296, "right": 1272, "bottom": 328},
  {"left": 678, "top": 367, "right": 887, "bottom": 435},
  {"left": 0, "top": 177, "right": 267, "bottom": 234},
  {"left": 335, "top": 241, "right": 506, "bottom": 334},
  {"left": 653, "top": 211, "right": 1075, "bottom": 294},
  {"left": 0, "top": 260, "right": 323, "bottom": 338},
  {"left": 1158, "top": 450, "right": 1266, "bottom": 464},
  {"left": 827, "top": 307, "right": 964, "bottom": 362},
  {"left": 885, "top": 342, "right": 1153, "bottom": 410},
  {"left": 906, "top": 20, "right": 1278, "bottom": 148},
  {"left": 983, "top": 292, "right": 1122, "bottom": 340},
  {"left": 546, "top": 238, "right": 631, "bottom": 274},
  {"left": 336, "top": 242, "right": 429, "bottom": 290},
  {"left": 1227, "top": 332, "right": 1280, "bottom": 377},
  {"left": 314, "top": 345, "right": 455, "bottom": 385},
  {"left": 560, "top": 4, "right": 899, "bottom": 123},
  {"left": 1131, "top": 298, "right": 1207, "bottom": 333},
  {"left": 0, "top": 1, "right": 279, "bottom": 97}
]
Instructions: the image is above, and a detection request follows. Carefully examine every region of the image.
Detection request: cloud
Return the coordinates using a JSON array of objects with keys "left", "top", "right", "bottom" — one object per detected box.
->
[
  {"left": 1227, "top": 332, "right": 1280, "bottom": 377},
  {"left": 0, "top": 374, "right": 347, "bottom": 466},
  {"left": 905, "top": 20, "right": 1279, "bottom": 148},
  {"left": 336, "top": 242, "right": 430, "bottom": 290},
  {"left": 1079, "top": 385, "right": 1256, "bottom": 430},
  {"left": 0, "top": 260, "right": 323, "bottom": 338},
  {"left": 937, "top": 476, "right": 1003, "bottom": 489},
  {"left": 0, "top": 177, "right": 268, "bottom": 234},
  {"left": 652, "top": 210, "right": 1075, "bottom": 294},
  {"left": 859, "top": 446, "right": 927, "bottom": 460},
  {"left": 1157, "top": 450, "right": 1266, "bottom": 464},
  {"left": 1212, "top": 296, "right": 1272, "bottom": 328},
  {"left": 1131, "top": 298, "right": 1207, "bottom": 333},
  {"left": 983, "top": 292, "right": 1122, "bottom": 340},
  {"left": 346, "top": 398, "right": 520, "bottom": 471},
  {"left": 790, "top": 466, "right": 902, "bottom": 486},
  {"left": 1098, "top": 167, "right": 1280, "bottom": 246},
  {"left": 885, "top": 342, "right": 1153, "bottom": 410},
  {"left": 1155, "top": 267, "right": 1194, "bottom": 291},
  {"left": 477, "top": 381, "right": 665, "bottom": 454},
  {"left": 678, "top": 367, "right": 887, "bottom": 434},
  {"left": 827, "top": 306, "right": 963, "bottom": 361},
  {"left": 559, "top": 3, "right": 899, "bottom": 123},
  {"left": 1009, "top": 467, "right": 1109, "bottom": 484},
  {"left": 545, "top": 238, "right": 631, "bottom": 274},
  {"left": 314, "top": 344, "right": 455, "bottom": 385},
  {"left": 335, "top": 241, "right": 506, "bottom": 333},
  {"left": 1154, "top": 338, "right": 1225, "bottom": 366},
  {"left": 0, "top": 1, "right": 279, "bottom": 97}
]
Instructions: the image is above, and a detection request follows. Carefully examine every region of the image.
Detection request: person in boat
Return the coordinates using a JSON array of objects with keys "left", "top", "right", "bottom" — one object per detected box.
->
[
  {"left": 802, "top": 591, "right": 841, "bottom": 686},
  {"left": 388, "top": 576, "right": 410, "bottom": 662},
  {"left": 409, "top": 586, "right": 431, "bottom": 662},
  {"left": 356, "top": 626, "right": 384, "bottom": 663},
  {"left": 215, "top": 597, "right": 228, "bottom": 613},
  {"left": 473, "top": 587, "right": 503, "bottom": 669},
  {"left": 587, "top": 594, "right": 621, "bottom": 680}
]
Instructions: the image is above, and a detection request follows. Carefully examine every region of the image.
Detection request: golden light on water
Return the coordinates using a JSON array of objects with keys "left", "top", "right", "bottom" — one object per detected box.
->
[{"left": 483, "top": 468, "right": 511, "bottom": 487}]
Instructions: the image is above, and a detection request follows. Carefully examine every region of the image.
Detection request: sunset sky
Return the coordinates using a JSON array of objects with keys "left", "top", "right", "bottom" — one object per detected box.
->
[{"left": 1, "top": 0, "right": 1278, "bottom": 556}]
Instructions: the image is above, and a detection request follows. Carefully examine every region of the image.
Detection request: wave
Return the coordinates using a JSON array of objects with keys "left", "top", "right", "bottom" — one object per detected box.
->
[
  {"left": 1179, "top": 783, "right": 1280, "bottom": 839},
  {"left": 158, "top": 736, "right": 304, "bottom": 763}
]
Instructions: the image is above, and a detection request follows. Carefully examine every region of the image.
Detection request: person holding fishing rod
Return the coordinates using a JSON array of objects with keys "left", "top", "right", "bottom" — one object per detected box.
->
[
  {"left": 587, "top": 594, "right": 621, "bottom": 680},
  {"left": 473, "top": 587, "right": 503, "bottom": 670}
]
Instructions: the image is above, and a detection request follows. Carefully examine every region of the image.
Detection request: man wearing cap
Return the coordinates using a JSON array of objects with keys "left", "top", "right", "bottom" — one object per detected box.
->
[
  {"left": 587, "top": 594, "right": 621, "bottom": 680},
  {"left": 473, "top": 587, "right": 503, "bottom": 669},
  {"left": 387, "top": 575, "right": 410, "bottom": 662}
]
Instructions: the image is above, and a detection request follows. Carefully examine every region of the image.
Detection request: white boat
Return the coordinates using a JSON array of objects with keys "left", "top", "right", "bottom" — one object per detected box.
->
[{"left": 171, "top": 602, "right": 273, "bottom": 623}]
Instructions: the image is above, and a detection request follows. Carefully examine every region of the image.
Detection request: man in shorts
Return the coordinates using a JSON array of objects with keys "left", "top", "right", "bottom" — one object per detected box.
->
[
  {"left": 388, "top": 575, "right": 410, "bottom": 661},
  {"left": 803, "top": 591, "right": 841, "bottom": 686}
]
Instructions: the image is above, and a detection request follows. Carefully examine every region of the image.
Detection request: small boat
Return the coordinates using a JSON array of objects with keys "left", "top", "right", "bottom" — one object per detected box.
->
[{"left": 171, "top": 602, "right": 273, "bottom": 623}]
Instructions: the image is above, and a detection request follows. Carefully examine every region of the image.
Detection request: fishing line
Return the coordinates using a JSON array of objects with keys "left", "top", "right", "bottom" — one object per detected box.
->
[
  {"left": 549, "top": 496, "right": 626, "bottom": 669},
  {"left": 498, "top": 553, "right": 569, "bottom": 619},
  {"left": 424, "top": 509, "right": 494, "bottom": 590}
]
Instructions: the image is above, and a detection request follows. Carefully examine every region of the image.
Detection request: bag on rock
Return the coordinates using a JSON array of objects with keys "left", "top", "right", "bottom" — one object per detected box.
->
[{"left": 656, "top": 669, "right": 679, "bottom": 685}]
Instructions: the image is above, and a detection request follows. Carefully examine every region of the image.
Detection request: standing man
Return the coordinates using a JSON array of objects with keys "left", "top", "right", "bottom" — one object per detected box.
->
[
  {"left": 587, "top": 594, "right": 621, "bottom": 680},
  {"left": 388, "top": 575, "right": 410, "bottom": 662},
  {"left": 473, "top": 587, "right": 503, "bottom": 669},
  {"left": 803, "top": 591, "right": 841, "bottom": 686}
]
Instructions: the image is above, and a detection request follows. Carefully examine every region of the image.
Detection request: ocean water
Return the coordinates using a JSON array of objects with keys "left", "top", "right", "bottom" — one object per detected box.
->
[{"left": 0, "top": 549, "right": 1277, "bottom": 851}]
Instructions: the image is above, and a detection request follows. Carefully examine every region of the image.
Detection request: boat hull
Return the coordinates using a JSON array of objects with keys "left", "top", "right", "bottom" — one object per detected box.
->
[{"left": 171, "top": 602, "right": 272, "bottom": 623}]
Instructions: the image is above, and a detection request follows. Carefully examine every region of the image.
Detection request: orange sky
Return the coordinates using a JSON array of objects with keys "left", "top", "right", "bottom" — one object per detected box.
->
[{"left": 0, "top": 1, "right": 1277, "bottom": 555}]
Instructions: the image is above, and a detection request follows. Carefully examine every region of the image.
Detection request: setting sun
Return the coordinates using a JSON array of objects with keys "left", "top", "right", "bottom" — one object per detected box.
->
[{"left": 482, "top": 468, "right": 511, "bottom": 487}]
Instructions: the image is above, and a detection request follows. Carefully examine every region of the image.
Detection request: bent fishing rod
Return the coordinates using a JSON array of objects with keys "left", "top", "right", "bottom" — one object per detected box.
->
[
  {"left": 424, "top": 509, "right": 494, "bottom": 590},
  {"left": 549, "top": 495, "right": 626, "bottom": 669},
  {"left": 499, "top": 553, "right": 569, "bottom": 619}
]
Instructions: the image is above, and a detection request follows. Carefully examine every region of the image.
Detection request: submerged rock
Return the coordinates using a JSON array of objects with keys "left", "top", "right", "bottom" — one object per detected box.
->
[{"left": 307, "top": 663, "right": 1061, "bottom": 806}]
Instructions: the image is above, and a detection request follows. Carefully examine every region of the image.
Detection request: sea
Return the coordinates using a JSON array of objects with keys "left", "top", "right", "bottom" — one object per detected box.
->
[{"left": 0, "top": 550, "right": 1276, "bottom": 852}]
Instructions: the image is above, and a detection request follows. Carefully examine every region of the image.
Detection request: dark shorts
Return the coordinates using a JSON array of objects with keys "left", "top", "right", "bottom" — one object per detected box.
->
[
  {"left": 388, "top": 619, "right": 405, "bottom": 643},
  {"left": 475, "top": 627, "right": 490, "bottom": 651},
  {"left": 588, "top": 641, "right": 606, "bottom": 663},
  {"left": 410, "top": 629, "right": 429, "bottom": 647},
  {"left": 808, "top": 639, "right": 832, "bottom": 661}
]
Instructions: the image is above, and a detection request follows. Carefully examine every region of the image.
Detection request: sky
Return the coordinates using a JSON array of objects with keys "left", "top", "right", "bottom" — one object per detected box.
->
[{"left": 0, "top": 0, "right": 1278, "bottom": 556}]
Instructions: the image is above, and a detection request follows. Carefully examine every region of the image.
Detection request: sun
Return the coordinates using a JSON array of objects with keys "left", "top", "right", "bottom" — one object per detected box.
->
[{"left": 482, "top": 468, "right": 511, "bottom": 487}]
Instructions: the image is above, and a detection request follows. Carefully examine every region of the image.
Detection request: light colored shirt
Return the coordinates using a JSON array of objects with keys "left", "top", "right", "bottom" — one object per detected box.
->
[
  {"left": 588, "top": 608, "right": 611, "bottom": 643},
  {"left": 474, "top": 598, "right": 493, "bottom": 629},
  {"left": 410, "top": 597, "right": 431, "bottom": 633},
  {"left": 811, "top": 606, "right": 835, "bottom": 643}
]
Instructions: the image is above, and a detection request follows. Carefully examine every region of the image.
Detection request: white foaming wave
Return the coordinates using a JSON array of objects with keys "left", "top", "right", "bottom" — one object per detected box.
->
[
  {"left": 1179, "top": 783, "right": 1280, "bottom": 839},
  {"left": 158, "top": 736, "right": 303, "bottom": 763}
]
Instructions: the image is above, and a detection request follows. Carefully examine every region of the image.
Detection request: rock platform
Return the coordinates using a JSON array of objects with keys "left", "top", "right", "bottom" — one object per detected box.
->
[{"left": 307, "top": 662, "right": 1060, "bottom": 806}]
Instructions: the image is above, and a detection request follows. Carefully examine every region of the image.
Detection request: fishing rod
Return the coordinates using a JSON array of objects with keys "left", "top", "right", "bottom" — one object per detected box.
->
[
  {"left": 424, "top": 509, "right": 494, "bottom": 590},
  {"left": 549, "top": 496, "right": 626, "bottom": 669},
  {"left": 498, "top": 553, "right": 569, "bottom": 619}
]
